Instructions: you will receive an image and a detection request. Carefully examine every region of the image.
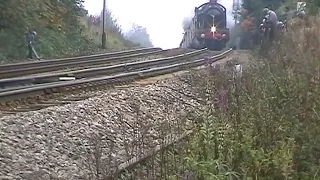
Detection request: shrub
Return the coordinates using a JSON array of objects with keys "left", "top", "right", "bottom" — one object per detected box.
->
[
  {"left": 0, "top": 0, "right": 136, "bottom": 63},
  {"left": 178, "top": 16, "right": 320, "bottom": 179}
]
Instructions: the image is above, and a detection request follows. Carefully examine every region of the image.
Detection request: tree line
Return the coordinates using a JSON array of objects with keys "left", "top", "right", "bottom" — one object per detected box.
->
[{"left": 0, "top": 0, "right": 153, "bottom": 62}]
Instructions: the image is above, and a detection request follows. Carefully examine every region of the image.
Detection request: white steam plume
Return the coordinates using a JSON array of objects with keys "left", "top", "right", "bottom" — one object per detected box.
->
[{"left": 182, "top": 9, "right": 195, "bottom": 31}]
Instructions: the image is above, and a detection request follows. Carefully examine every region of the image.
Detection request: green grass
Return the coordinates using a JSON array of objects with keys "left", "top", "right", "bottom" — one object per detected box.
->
[
  {"left": 166, "top": 16, "right": 320, "bottom": 179},
  {"left": 110, "top": 16, "right": 320, "bottom": 179},
  {"left": 80, "top": 17, "right": 137, "bottom": 50},
  {"left": 0, "top": 0, "right": 137, "bottom": 64}
]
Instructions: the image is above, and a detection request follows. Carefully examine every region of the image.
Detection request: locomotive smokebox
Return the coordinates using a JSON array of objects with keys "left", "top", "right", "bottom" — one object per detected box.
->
[{"left": 180, "top": 0, "right": 230, "bottom": 50}]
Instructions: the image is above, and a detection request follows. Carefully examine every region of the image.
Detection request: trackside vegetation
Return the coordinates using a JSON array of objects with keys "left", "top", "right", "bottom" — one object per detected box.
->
[
  {"left": 166, "top": 17, "right": 320, "bottom": 179},
  {"left": 0, "top": 0, "right": 138, "bottom": 63},
  {"left": 2, "top": 0, "right": 320, "bottom": 179},
  {"left": 78, "top": 16, "right": 320, "bottom": 180}
]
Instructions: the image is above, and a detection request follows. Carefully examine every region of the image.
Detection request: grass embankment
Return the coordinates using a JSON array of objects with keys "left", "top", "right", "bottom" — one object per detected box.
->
[
  {"left": 81, "top": 16, "right": 136, "bottom": 51},
  {"left": 17, "top": 16, "right": 320, "bottom": 180},
  {"left": 169, "top": 16, "right": 320, "bottom": 179},
  {"left": 0, "top": 0, "right": 136, "bottom": 63},
  {"left": 109, "top": 17, "right": 320, "bottom": 179}
]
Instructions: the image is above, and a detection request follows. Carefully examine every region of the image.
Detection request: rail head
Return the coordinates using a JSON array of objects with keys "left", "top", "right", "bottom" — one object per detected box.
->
[
  {"left": 0, "top": 47, "right": 162, "bottom": 70},
  {"left": 0, "top": 48, "right": 205, "bottom": 85},
  {"left": 0, "top": 48, "right": 232, "bottom": 103}
]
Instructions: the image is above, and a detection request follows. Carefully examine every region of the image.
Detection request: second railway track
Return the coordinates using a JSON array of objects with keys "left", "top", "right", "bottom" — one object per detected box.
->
[
  {"left": 0, "top": 47, "right": 164, "bottom": 79},
  {"left": 0, "top": 48, "right": 206, "bottom": 90},
  {"left": 0, "top": 48, "right": 233, "bottom": 115}
]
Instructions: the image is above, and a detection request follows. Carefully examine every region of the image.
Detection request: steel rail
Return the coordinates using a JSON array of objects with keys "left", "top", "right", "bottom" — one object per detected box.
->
[
  {"left": 0, "top": 47, "right": 161, "bottom": 71},
  {"left": 115, "top": 130, "right": 194, "bottom": 177},
  {"left": 0, "top": 48, "right": 208, "bottom": 89},
  {"left": 0, "top": 48, "right": 164, "bottom": 78},
  {"left": 0, "top": 49, "right": 232, "bottom": 104}
]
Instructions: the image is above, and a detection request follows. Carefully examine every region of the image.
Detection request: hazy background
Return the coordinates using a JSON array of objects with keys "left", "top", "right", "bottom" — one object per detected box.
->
[{"left": 83, "top": 0, "right": 234, "bottom": 49}]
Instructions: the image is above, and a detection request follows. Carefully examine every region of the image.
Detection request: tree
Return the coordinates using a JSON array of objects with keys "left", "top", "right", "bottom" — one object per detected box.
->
[
  {"left": 125, "top": 24, "right": 153, "bottom": 47},
  {"left": 100, "top": 7, "right": 121, "bottom": 32},
  {"left": 0, "top": 0, "right": 94, "bottom": 61},
  {"left": 307, "top": 0, "right": 320, "bottom": 14}
]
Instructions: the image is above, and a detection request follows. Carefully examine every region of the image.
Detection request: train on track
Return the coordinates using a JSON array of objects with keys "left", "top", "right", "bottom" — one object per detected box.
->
[{"left": 180, "top": 0, "right": 230, "bottom": 51}]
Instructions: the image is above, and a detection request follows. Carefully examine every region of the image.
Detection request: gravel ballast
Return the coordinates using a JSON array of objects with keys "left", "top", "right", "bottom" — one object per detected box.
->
[
  {"left": 0, "top": 78, "right": 200, "bottom": 180},
  {"left": 0, "top": 50, "right": 249, "bottom": 179}
]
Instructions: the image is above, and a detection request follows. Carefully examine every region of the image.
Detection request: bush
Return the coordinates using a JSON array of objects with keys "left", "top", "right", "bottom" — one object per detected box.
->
[
  {"left": 75, "top": 16, "right": 320, "bottom": 180},
  {"left": 124, "top": 24, "right": 153, "bottom": 48},
  {"left": 0, "top": 0, "right": 136, "bottom": 63},
  {"left": 175, "top": 16, "right": 320, "bottom": 179},
  {"left": 84, "top": 11, "right": 138, "bottom": 50}
]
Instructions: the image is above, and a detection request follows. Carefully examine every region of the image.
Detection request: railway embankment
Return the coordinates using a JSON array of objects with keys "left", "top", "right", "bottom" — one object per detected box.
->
[
  {"left": 2, "top": 16, "right": 320, "bottom": 179},
  {"left": 0, "top": 77, "right": 199, "bottom": 179},
  {"left": 0, "top": 50, "right": 240, "bottom": 179}
]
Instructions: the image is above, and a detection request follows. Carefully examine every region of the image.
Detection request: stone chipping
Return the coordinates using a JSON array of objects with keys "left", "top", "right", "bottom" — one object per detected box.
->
[
  {"left": 0, "top": 50, "right": 248, "bottom": 179},
  {"left": 0, "top": 78, "right": 200, "bottom": 180}
]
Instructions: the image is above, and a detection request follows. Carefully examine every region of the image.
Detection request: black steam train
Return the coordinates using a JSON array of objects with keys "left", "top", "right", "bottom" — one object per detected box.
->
[{"left": 180, "top": 0, "right": 230, "bottom": 51}]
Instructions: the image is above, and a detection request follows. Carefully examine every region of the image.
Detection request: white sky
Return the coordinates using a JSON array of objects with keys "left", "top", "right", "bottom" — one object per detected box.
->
[{"left": 83, "top": 0, "right": 233, "bottom": 49}]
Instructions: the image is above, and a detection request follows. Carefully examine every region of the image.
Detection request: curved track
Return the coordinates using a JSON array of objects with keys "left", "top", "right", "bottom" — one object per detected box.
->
[
  {"left": 0, "top": 47, "right": 163, "bottom": 78},
  {"left": 0, "top": 48, "right": 233, "bottom": 115},
  {"left": 0, "top": 48, "right": 209, "bottom": 91}
]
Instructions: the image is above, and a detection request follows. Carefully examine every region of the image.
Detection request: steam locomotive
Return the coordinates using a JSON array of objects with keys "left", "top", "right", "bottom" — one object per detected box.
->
[{"left": 180, "top": 0, "right": 230, "bottom": 51}]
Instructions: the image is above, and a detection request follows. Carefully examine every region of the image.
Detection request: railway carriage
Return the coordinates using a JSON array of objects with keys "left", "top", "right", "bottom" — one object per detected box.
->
[{"left": 180, "top": 0, "right": 230, "bottom": 50}]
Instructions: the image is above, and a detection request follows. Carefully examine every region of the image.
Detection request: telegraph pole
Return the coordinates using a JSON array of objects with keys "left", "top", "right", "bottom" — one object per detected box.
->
[
  {"left": 233, "top": 0, "right": 240, "bottom": 26},
  {"left": 233, "top": 0, "right": 240, "bottom": 49},
  {"left": 233, "top": 0, "right": 236, "bottom": 26},
  {"left": 102, "top": 0, "right": 106, "bottom": 49}
]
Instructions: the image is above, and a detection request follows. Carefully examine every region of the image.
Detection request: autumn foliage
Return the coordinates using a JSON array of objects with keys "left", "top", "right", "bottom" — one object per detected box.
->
[
  {"left": 0, "top": 0, "right": 90, "bottom": 61},
  {"left": 0, "top": 0, "right": 133, "bottom": 62},
  {"left": 240, "top": 16, "right": 254, "bottom": 32}
]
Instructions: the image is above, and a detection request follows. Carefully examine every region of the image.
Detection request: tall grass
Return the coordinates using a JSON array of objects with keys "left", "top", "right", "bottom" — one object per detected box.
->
[
  {"left": 82, "top": 9, "right": 138, "bottom": 50},
  {"left": 28, "top": 16, "right": 320, "bottom": 179},
  {"left": 172, "top": 16, "right": 320, "bottom": 179},
  {"left": 107, "top": 16, "right": 320, "bottom": 179}
]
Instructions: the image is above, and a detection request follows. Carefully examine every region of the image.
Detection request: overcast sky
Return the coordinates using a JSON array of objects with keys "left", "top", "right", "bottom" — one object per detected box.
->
[{"left": 83, "top": 0, "right": 233, "bottom": 49}]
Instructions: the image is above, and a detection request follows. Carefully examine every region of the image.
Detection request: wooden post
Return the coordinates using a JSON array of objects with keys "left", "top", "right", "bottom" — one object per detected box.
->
[{"left": 102, "top": 0, "right": 106, "bottom": 49}]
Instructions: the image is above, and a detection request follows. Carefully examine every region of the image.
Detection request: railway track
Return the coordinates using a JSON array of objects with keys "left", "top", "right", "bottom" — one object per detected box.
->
[
  {"left": 0, "top": 48, "right": 209, "bottom": 91},
  {"left": 0, "top": 48, "right": 233, "bottom": 115},
  {"left": 0, "top": 47, "right": 164, "bottom": 79},
  {"left": 0, "top": 48, "right": 201, "bottom": 90}
]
